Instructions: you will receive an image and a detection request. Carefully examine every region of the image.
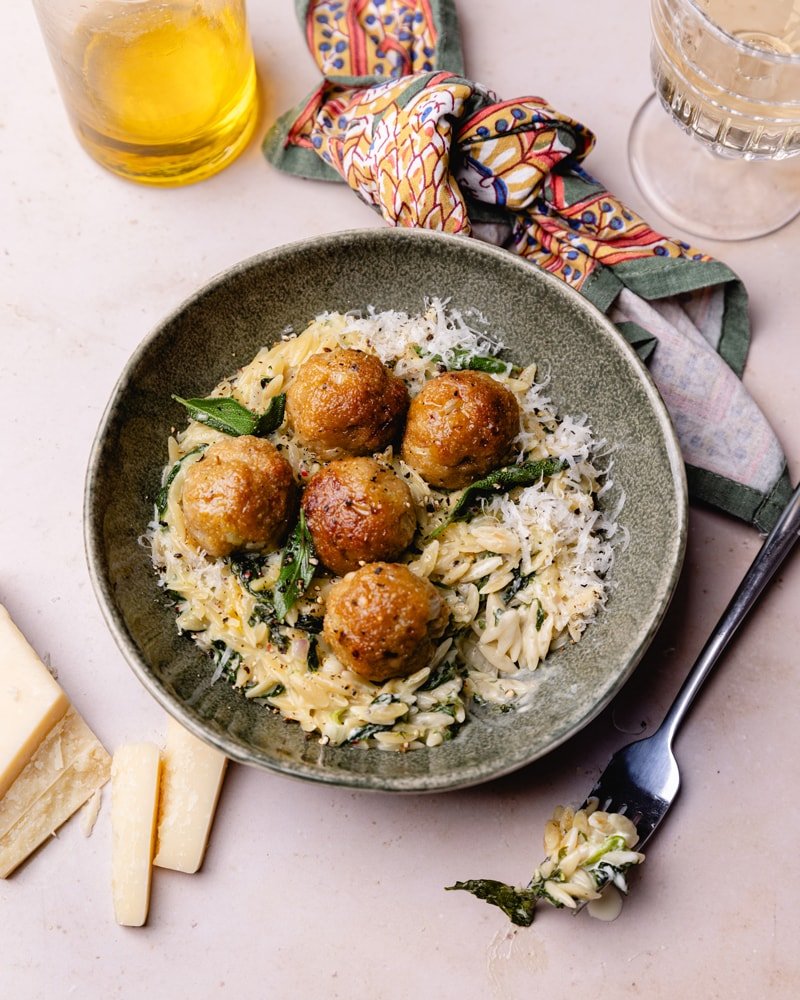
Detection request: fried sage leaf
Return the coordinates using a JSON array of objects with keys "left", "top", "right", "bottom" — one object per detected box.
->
[
  {"left": 431, "top": 457, "right": 567, "bottom": 538},
  {"left": 155, "top": 446, "right": 207, "bottom": 517},
  {"left": 414, "top": 344, "right": 512, "bottom": 375},
  {"left": 172, "top": 392, "right": 286, "bottom": 438},
  {"left": 447, "top": 347, "right": 512, "bottom": 375},
  {"left": 253, "top": 393, "right": 286, "bottom": 436},
  {"left": 273, "top": 511, "right": 316, "bottom": 621},
  {"left": 344, "top": 722, "right": 392, "bottom": 745},
  {"left": 446, "top": 879, "right": 538, "bottom": 927}
]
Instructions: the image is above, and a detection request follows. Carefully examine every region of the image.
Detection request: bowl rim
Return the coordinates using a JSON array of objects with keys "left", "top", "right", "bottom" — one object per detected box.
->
[{"left": 84, "top": 226, "right": 688, "bottom": 792}]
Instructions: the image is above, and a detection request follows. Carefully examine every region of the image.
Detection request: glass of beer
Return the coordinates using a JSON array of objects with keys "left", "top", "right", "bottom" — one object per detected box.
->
[
  {"left": 32, "top": 0, "right": 259, "bottom": 186},
  {"left": 629, "top": 0, "right": 800, "bottom": 240}
]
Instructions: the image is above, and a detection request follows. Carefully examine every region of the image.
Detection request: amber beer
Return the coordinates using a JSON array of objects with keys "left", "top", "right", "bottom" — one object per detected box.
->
[{"left": 32, "top": 0, "right": 258, "bottom": 186}]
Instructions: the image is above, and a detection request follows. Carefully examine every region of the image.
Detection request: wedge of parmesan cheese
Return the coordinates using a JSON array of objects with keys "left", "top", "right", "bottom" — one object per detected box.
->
[
  {"left": 111, "top": 743, "right": 161, "bottom": 926},
  {"left": 154, "top": 716, "right": 227, "bottom": 874},
  {"left": 0, "top": 706, "right": 111, "bottom": 878},
  {"left": 0, "top": 603, "right": 70, "bottom": 798},
  {"left": 0, "top": 604, "right": 111, "bottom": 878}
]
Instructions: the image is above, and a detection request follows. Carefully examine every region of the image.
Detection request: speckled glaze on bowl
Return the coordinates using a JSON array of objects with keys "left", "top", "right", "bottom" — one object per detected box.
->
[{"left": 84, "top": 228, "right": 687, "bottom": 792}]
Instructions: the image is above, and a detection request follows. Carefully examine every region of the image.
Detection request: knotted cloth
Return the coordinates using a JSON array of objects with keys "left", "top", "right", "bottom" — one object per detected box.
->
[{"left": 264, "top": 0, "right": 792, "bottom": 532}]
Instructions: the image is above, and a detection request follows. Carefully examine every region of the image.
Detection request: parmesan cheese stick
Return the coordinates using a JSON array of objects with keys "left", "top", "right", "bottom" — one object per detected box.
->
[
  {"left": 154, "top": 716, "right": 227, "bottom": 874},
  {"left": 111, "top": 743, "right": 161, "bottom": 926}
]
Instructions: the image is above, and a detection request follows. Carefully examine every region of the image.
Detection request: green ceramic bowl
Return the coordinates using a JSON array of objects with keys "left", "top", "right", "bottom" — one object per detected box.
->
[{"left": 85, "top": 228, "right": 687, "bottom": 792}]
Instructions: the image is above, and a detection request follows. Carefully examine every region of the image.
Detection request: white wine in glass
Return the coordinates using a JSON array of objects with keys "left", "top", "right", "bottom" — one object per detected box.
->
[{"left": 630, "top": 0, "right": 800, "bottom": 240}]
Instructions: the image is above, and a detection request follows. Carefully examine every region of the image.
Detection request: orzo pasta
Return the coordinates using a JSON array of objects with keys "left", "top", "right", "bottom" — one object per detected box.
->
[{"left": 149, "top": 302, "right": 623, "bottom": 750}]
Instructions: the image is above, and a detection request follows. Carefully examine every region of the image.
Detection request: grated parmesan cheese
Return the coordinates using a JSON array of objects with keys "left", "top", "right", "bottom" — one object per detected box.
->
[{"left": 149, "top": 302, "right": 623, "bottom": 748}]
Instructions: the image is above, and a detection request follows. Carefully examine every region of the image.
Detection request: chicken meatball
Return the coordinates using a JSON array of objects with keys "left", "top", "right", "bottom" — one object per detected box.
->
[
  {"left": 401, "top": 370, "right": 520, "bottom": 489},
  {"left": 181, "top": 436, "right": 297, "bottom": 558},
  {"left": 302, "top": 458, "right": 417, "bottom": 576},
  {"left": 285, "top": 348, "right": 409, "bottom": 460},
  {"left": 323, "top": 563, "right": 448, "bottom": 682}
]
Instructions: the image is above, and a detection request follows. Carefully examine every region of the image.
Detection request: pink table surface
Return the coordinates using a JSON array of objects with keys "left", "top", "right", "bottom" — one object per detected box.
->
[{"left": 1, "top": 3, "right": 798, "bottom": 998}]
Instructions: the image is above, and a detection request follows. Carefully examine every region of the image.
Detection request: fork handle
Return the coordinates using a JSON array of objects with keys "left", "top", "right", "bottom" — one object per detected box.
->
[{"left": 658, "top": 480, "right": 800, "bottom": 745}]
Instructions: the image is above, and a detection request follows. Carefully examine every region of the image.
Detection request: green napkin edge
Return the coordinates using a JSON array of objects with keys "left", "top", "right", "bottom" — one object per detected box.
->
[
  {"left": 293, "top": 0, "right": 464, "bottom": 76},
  {"left": 686, "top": 464, "right": 794, "bottom": 534},
  {"left": 616, "top": 320, "right": 658, "bottom": 363},
  {"left": 611, "top": 318, "right": 791, "bottom": 532},
  {"left": 262, "top": 97, "right": 343, "bottom": 182},
  {"left": 425, "top": 0, "right": 465, "bottom": 75},
  {"left": 583, "top": 256, "right": 749, "bottom": 376},
  {"left": 581, "top": 257, "right": 790, "bottom": 530},
  {"left": 266, "top": 0, "right": 465, "bottom": 176}
]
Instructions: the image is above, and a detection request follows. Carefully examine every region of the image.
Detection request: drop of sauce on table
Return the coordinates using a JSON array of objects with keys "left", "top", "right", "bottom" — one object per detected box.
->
[{"left": 587, "top": 886, "right": 624, "bottom": 921}]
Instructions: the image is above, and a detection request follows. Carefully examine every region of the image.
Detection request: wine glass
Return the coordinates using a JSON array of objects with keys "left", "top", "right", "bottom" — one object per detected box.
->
[{"left": 629, "top": 0, "right": 800, "bottom": 240}]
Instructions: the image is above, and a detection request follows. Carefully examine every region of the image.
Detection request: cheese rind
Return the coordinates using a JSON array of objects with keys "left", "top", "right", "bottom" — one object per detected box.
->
[
  {"left": 111, "top": 743, "right": 161, "bottom": 927},
  {"left": 0, "top": 706, "right": 111, "bottom": 878},
  {"left": 0, "top": 603, "right": 70, "bottom": 798},
  {"left": 154, "top": 717, "right": 227, "bottom": 874}
]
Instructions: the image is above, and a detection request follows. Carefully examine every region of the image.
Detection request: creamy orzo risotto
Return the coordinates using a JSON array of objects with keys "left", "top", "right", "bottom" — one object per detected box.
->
[{"left": 149, "top": 302, "right": 623, "bottom": 750}]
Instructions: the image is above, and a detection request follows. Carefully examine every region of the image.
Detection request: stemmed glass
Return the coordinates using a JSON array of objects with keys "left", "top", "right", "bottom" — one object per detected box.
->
[{"left": 629, "top": 0, "right": 800, "bottom": 240}]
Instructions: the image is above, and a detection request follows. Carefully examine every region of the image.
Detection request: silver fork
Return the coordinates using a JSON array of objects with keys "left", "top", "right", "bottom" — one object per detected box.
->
[{"left": 584, "top": 480, "right": 800, "bottom": 855}]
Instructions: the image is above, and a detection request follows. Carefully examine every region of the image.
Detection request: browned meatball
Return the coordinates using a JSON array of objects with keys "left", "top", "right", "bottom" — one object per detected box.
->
[
  {"left": 181, "top": 436, "right": 297, "bottom": 558},
  {"left": 285, "top": 348, "right": 409, "bottom": 460},
  {"left": 401, "top": 371, "right": 520, "bottom": 489},
  {"left": 302, "top": 458, "right": 417, "bottom": 576},
  {"left": 323, "top": 563, "right": 448, "bottom": 682}
]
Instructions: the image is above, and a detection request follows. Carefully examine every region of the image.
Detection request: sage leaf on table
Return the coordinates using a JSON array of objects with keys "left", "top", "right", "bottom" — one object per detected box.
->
[
  {"left": 430, "top": 457, "right": 567, "bottom": 538},
  {"left": 447, "top": 827, "right": 644, "bottom": 926},
  {"left": 446, "top": 879, "right": 538, "bottom": 927},
  {"left": 172, "top": 392, "right": 286, "bottom": 438},
  {"left": 273, "top": 510, "right": 316, "bottom": 621}
]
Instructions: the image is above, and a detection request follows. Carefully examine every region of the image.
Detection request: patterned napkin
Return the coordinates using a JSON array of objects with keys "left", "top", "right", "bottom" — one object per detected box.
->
[{"left": 264, "top": 0, "right": 792, "bottom": 532}]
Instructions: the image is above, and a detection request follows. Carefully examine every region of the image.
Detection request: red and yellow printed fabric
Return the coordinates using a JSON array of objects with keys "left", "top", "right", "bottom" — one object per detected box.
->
[{"left": 263, "top": 1, "right": 792, "bottom": 532}]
